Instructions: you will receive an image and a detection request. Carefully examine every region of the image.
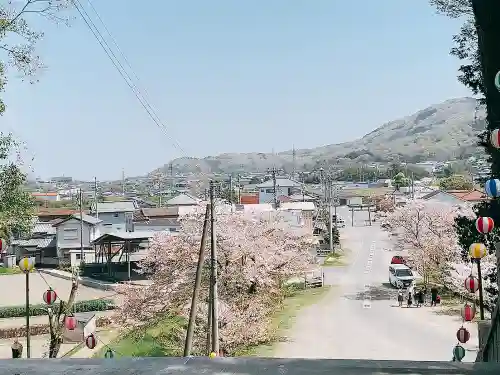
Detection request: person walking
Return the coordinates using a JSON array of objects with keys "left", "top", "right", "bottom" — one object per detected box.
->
[
  {"left": 407, "top": 289, "right": 413, "bottom": 308},
  {"left": 397, "top": 289, "right": 404, "bottom": 307},
  {"left": 430, "top": 286, "right": 439, "bottom": 307}
]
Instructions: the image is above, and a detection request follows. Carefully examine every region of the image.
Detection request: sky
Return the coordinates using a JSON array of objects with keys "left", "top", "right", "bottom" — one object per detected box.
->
[{"left": 2, "top": 0, "right": 472, "bottom": 181}]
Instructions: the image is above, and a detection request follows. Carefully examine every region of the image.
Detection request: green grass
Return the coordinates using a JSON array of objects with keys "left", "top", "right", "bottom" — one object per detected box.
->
[
  {"left": 0, "top": 267, "right": 22, "bottom": 275},
  {"left": 322, "top": 250, "right": 349, "bottom": 267},
  {"left": 94, "top": 315, "right": 186, "bottom": 358}
]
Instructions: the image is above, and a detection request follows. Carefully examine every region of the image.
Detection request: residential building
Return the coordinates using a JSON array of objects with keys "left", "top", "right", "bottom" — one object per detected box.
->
[
  {"left": 10, "top": 222, "right": 57, "bottom": 265},
  {"left": 133, "top": 207, "right": 180, "bottom": 232},
  {"left": 421, "top": 189, "right": 488, "bottom": 206},
  {"left": 32, "top": 192, "right": 60, "bottom": 201},
  {"left": 164, "top": 193, "right": 201, "bottom": 207},
  {"left": 36, "top": 208, "right": 80, "bottom": 222},
  {"left": 257, "top": 178, "right": 302, "bottom": 204},
  {"left": 53, "top": 213, "right": 103, "bottom": 265},
  {"left": 91, "top": 201, "right": 136, "bottom": 232}
]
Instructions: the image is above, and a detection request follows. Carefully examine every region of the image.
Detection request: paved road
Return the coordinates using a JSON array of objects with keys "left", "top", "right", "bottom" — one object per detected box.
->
[{"left": 273, "top": 207, "right": 479, "bottom": 362}]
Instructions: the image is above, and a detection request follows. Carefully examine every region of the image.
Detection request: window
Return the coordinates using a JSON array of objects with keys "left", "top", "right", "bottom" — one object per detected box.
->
[
  {"left": 265, "top": 188, "right": 274, "bottom": 194},
  {"left": 169, "top": 227, "right": 178, "bottom": 232},
  {"left": 113, "top": 213, "right": 119, "bottom": 218},
  {"left": 62, "top": 228, "right": 78, "bottom": 240},
  {"left": 75, "top": 254, "right": 81, "bottom": 260},
  {"left": 103, "top": 223, "right": 112, "bottom": 227}
]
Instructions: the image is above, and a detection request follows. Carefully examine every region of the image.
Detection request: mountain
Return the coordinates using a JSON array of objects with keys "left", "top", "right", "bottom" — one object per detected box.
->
[{"left": 151, "top": 97, "right": 486, "bottom": 175}]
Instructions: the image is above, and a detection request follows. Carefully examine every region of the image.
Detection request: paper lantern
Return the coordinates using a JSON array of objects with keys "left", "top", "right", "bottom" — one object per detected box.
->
[
  {"left": 0, "top": 238, "right": 5, "bottom": 252},
  {"left": 485, "top": 179, "right": 500, "bottom": 198},
  {"left": 18, "top": 257, "right": 35, "bottom": 273},
  {"left": 491, "top": 129, "right": 500, "bottom": 149},
  {"left": 65, "top": 315, "right": 77, "bottom": 331},
  {"left": 104, "top": 348, "right": 114, "bottom": 358},
  {"left": 453, "top": 344, "right": 466, "bottom": 362},
  {"left": 43, "top": 289, "right": 57, "bottom": 305},
  {"left": 456, "top": 327, "right": 470, "bottom": 344},
  {"left": 469, "top": 243, "right": 487, "bottom": 259},
  {"left": 461, "top": 303, "right": 476, "bottom": 322},
  {"left": 85, "top": 334, "right": 97, "bottom": 350},
  {"left": 476, "top": 216, "right": 494, "bottom": 234},
  {"left": 464, "top": 275, "right": 479, "bottom": 293},
  {"left": 495, "top": 71, "right": 500, "bottom": 92}
]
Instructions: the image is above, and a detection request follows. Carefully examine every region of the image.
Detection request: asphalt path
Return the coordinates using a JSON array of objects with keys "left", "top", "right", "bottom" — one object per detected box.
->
[{"left": 273, "top": 207, "right": 479, "bottom": 361}]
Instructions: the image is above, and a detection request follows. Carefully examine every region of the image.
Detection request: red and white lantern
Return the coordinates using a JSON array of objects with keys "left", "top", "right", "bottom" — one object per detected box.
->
[
  {"left": 476, "top": 217, "right": 494, "bottom": 234},
  {"left": 43, "top": 289, "right": 57, "bottom": 305},
  {"left": 0, "top": 238, "right": 4, "bottom": 253},
  {"left": 491, "top": 128, "right": 500, "bottom": 149},
  {"left": 85, "top": 334, "right": 97, "bottom": 350},
  {"left": 456, "top": 327, "right": 470, "bottom": 344},
  {"left": 461, "top": 303, "right": 476, "bottom": 322},
  {"left": 464, "top": 275, "right": 479, "bottom": 293},
  {"left": 65, "top": 315, "right": 77, "bottom": 331}
]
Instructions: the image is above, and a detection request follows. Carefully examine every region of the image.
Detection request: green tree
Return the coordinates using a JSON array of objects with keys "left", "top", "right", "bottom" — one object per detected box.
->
[
  {"left": 392, "top": 172, "right": 409, "bottom": 189},
  {"left": 248, "top": 176, "right": 262, "bottom": 185},
  {"left": 432, "top": 0, "right": 498, "bottom": 306},
  {"left": 0, "top": 134, "right": 36, "bottom": 238},
  {"left": 438, "top": 175, "right": 474, "bottom": 190}
]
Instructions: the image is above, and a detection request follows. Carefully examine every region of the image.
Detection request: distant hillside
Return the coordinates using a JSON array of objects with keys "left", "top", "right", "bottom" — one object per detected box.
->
[{"left": 151, "top": 97, "right": 486, "bottom": 175}]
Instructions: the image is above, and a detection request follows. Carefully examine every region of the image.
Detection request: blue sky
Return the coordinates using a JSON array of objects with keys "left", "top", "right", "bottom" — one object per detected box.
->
[{"left": 3, "top": 0, "right": 471, "bottom": 180}]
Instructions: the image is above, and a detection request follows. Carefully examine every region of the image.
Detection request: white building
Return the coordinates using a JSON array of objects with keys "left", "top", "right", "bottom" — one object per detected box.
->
[{"left": 257, "top": 178, "right": 302, "bottom": 204}]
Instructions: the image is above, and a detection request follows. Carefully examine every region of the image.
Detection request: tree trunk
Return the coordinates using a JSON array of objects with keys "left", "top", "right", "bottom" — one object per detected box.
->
[{"left": 48, "top": 335, "right": 62, "bottom": 358}]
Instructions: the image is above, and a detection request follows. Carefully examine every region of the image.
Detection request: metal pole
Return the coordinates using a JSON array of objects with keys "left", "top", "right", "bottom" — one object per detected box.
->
[
  {"left": 209, "top": 181, "right": 219, "bottom": 354},
  {"left": 368, "top": 206, "right": 372, "bottom": 226},
  {"left": 25, "top": 271, "right": 30, "bottom": 358},
  {"left": 94, "top": 177, "right": 99, "bottom": 220},
  {"left": 328, "top": 183, "right": 333, "bottom": 253},
  {"left": 184, "top": 204, "right": 210, "bottom": 357},
  {"left": 351, "top": 207, "right": 354, "bottom": 227},
  {"left": 79, "top": 189, "right": 84, "bottom": 264},
  {"left": 477, "top": 258, "right": 485, "bottom": 320}
]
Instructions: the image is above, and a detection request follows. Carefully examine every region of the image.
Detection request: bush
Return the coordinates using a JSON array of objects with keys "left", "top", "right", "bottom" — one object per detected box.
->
[{"left": 0, "top": 299, "right": 115, "bottom": 319}]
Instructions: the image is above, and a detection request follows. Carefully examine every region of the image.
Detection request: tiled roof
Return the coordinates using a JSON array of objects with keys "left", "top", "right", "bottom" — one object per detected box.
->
[
  {"left": 53, "top": 213, "right": 102, "bottom": 227},
  {"left": 14, "top": 237, "right": 55, "bottom": 248},
  {"left": 165, "top": 194, "right": 200, "bottom": 206},
  {"left": 93, "top": 201, "right": 137, "bottom": 213},
  {"left": 32, "top": 222, "right": 56, "bottom": 235},
  {"left": 37, "top": 209, "right": 79, "bottom": 217},
  {"left": 134, "top": 218, "right": 180, "bottom": 227},
  {"left": 141, "top": 207, "right": 179, "bottom": 217},
  {"left": 446, "top": 189, "right": 488, "bottom": 201}
]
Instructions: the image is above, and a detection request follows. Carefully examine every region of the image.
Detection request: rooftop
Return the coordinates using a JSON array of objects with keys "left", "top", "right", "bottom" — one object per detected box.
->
[
  {"left": 93, "top": 201, "right": 137, "bottom": 213},
  {"left": 165, "top": 193, "right": 201, "bottom": 206},
  {"left": 92, "top": 231, "right": 155, "bottom": 244},
  {"left": 53, "top": 213, "right": 102, "bottom": 226},
  {"left": 257, "top": 178, "right": 302, "bottom": 188}
]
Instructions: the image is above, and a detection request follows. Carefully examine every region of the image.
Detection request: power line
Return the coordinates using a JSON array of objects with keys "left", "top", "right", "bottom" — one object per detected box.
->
[{"left": 72, "top": 0, "right": 185, "bottom": 154}]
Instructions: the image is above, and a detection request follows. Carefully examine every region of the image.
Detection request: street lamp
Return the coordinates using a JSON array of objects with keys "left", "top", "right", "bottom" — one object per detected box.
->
[{"left": 18, "top": 257, "right": 35, "bottom": 358}]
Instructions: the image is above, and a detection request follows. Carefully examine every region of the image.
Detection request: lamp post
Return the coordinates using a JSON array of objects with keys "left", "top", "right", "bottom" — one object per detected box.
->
[
  {"left": 18, "top": 257, "right": 35, "bottom": 358},
  {"left": 469, "top": 242, "right": 488, "bottom": 320}
]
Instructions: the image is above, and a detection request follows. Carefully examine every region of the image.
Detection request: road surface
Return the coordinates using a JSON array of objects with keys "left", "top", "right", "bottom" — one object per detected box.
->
[{"left": 273, "top": 207, "right": 479, "bottom": 361}]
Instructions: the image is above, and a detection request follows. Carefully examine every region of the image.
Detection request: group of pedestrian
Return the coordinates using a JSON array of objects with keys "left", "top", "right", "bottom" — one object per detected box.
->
[{"left": 397, "top": 283, "right": 440, "bottom": 308}]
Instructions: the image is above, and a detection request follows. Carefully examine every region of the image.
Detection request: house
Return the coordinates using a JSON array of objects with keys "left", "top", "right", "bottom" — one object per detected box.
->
[
  {"left": 91, "top": 201, "right": 136, "bottom": 232},
  {"left": 288, "top": 193, "right": 316, "bottom": 203},
  {"left": 164, "top": 193, "right": 201, "bottom": 207},
  {"left": 257, "top": 178, "right": 302, "bottom": 204},
  {"left": 10, "top": 222, "right": 57, "bottom": 265},
  {"left": 53, "top": 213, "right": 103, "bottom": 266},
  {"left": 36, "top": 208, "right": 80, "bottom": 222},
  {"left": 421, "top": 189, "right": 488, "bottom": 206},
  {"left": 133, "top": 207, "right": 180, "bottom": 232},
  {"left": 32, "top": 192, "right": 60, "bottom": 201}
]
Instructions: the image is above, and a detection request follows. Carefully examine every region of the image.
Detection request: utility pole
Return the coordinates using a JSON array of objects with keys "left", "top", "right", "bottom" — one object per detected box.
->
[
  {"left": 169, "top": 163, "right": 174, "bottom": 196},
  {"left": 184, "top": 204, "right": 210, "bottom": 357},
  {"left": 229, "top": 174, "right": 233, "bottom": 203},
  {"left": 270, "top": 167, "right": 279, "bottom": 208},
  {"left": 94, "top": 177, "right": 99, "bottom": 220},
  {"left": 78, "top": 189, "right": 84, "bottom": 264},
  {"left": 292, "top": 145, "right": 296, "bottom": 181},
  {"left": 209, "top": 181, "right": 219, "bottom": 354},
  {"left": 121, "top": 169, "right": 125, "bottom": 196},
  {"left": 237, "top": 174, "right": 241, "bottom": 204},
  {"left": 327, "top": 178, "right": 333, "bottom": 253}
]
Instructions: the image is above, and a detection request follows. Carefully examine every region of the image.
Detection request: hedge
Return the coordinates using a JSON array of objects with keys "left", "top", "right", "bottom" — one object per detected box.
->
[{"left": 0, "top": 299, "right": 115, "bottom": 319}]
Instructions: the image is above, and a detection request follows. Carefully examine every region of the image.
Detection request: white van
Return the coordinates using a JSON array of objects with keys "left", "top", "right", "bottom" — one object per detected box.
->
[{"left": 389, "top": 264, "right": 414, "bottom": 288}]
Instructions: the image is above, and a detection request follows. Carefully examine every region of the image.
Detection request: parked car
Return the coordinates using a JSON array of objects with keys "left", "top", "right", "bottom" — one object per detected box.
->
[
  {"left": 390, "top": 255, "right": 406, "bottom": 265},
  {"left": 389, "top": 264, "right": 414, "bottom": 288}
]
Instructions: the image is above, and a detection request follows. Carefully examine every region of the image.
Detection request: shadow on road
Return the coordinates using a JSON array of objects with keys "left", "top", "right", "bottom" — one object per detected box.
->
[{"left": 343, "top": 284, "right": 397, "bottom": 301}]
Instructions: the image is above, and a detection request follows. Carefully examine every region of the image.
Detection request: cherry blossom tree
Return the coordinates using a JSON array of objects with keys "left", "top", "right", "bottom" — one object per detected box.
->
[
  {"left": 384, "top": 202, "right": 461, "bottom": 285},
  {"left": 116, "top": 209, "right": 315, "bottom": 354}
]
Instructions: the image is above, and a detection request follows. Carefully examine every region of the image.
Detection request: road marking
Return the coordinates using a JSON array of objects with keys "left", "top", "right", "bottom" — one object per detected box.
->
[
  {"left": 362, "top": 241, "right": 377, "bottom": 309},
  {"left": 363, "top": 299, "right": 372, "bottom": 309}
]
